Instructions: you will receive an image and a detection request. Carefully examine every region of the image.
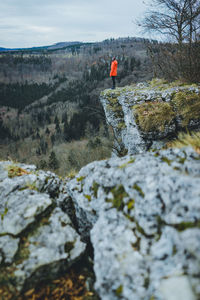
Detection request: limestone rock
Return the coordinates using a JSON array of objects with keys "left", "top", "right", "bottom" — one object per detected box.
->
[
  {"left": 66, "top": 147, "right": 200, "bottom": 299},
  {"left": 100, "top": 81, "right": 200, "bottom": 155},
  {"left": 0, "top": 235, "right": 19, "bottom": 264},
  {"left": 0, "top": 189, "right": 52, "bottom": 235},
  {"left": 159, "top": 276, "right": 195, "bottom": 300},
  {"left": 14, "top": 207, "right": 86, "bottom": 290},
  {"left": 0, "top": 161, "right": 86, "bottom": 293}
]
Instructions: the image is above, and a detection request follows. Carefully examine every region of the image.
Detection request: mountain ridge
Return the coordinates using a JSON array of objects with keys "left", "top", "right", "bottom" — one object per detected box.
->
[{"left": 0, "top": 37, "right": 154, "bottom": 53}]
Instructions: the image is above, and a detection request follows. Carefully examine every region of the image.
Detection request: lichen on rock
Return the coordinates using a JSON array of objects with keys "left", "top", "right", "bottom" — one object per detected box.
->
[
  {"left": 0, "top": 161, "right": 86, "bottom": 296},
  {"left": 66, "top": 146, "right": 200, "bottom": 299}
]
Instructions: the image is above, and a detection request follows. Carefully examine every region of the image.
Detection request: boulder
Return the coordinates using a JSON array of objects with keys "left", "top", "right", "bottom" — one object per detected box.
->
[
  {"left": 14, "top": 207, "right": 86, "bottom": 290},
  {"left": 0, "top": 161, "right": 86, "bottom": 293},
  {"left": 66, "top": 147, "right": 200, "bottom": 299}
]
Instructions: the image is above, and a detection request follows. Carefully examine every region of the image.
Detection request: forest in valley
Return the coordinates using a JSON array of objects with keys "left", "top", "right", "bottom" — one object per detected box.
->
[{"left": 0, "top": 37, "right": 153, "bottom": 176}]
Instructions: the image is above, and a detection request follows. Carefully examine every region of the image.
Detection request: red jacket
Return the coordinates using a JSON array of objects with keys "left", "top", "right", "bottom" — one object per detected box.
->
[{"left": 110, "top": 60, "right": 118, "bottom": 77}]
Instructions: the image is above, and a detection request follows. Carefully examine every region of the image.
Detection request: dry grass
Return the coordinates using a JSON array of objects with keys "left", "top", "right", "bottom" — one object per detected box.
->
[
  {"left": 171, "top": 91, "right": 200, "bottom": 127},
  {"left": 6, "top": 165, "right": 30, "bottom": 178},
  {"left": 0, "top": 136, "right": 113, "bottom": 178},
  {"left": 133, "top": 101, "right": 175, "bottom": 132},
  {"left": 167, "top": 131, "right": 200, "bottom": 154},
  {"left": 54, "top": 137, "right": 112, "bottom": 177},
  {"left": 0, "top": 267, "right": 96, "bottom": 300}
]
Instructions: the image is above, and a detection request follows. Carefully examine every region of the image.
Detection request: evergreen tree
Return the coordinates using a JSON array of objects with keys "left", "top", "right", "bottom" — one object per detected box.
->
[
  {"left": 54, "top": 116, "right": 59, "bottom": 124},
  {"left": 39, "top": 159, "right": 47, "bottom": 169},
  {"left": 45, "top": 127, "right": 50, "bottom": 135},
  {"left": 51, "top": 134, "right": 55, "bottom": 145},
  {"left": 0, "top": 119, "right": 10, "bottom": 140},
  {"left": 130, "top": 57, "right": 136, "bottom": 71},
  {"left": 63, "top": 119, "right": 70, "bottom": 141},
  {"left": 61, "top": 112, "right": 68, "bottom": 123},
  {"left": 55, "top": 121, "right": 61, "bottom": 134},
  {"left": 48, "top": 151, "right": 59, "bottom": 170}
]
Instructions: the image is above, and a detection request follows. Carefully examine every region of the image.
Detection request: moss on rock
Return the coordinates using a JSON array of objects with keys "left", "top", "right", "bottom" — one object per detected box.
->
[
  {"left": 172, "top": 91, "right": 200, "bottom": 127},
  {"left": 133, "top": 101, "right": 175, "bottom": 133},
  {"left": 115, "top": 284, "right": 123, "bottom": 296},
  {"left": 92, "top": 182, "right": 100, "bottom": 198},
  {"left": 107, "top": 184, "right": 129, "bottom": 211}
]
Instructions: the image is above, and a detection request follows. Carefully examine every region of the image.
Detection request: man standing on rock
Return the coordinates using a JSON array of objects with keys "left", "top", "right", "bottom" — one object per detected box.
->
[{"left": 110, "top": 56, "right": 118, "bottom": 89}]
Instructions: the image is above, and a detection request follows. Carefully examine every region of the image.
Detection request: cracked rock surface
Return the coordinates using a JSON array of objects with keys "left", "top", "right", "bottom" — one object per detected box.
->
[
  {"left": 0, "top": 161, "right": 86, "bottom": 292},
  {"left": 66, "top": 147, "right": 200, "bottom": 300}
]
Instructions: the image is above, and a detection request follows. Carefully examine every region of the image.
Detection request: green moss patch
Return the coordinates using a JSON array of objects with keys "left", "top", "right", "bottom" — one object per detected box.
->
[
  {"left": 76, "top": 176, "right": 86, "bottom": 182},
  {"left": 105, "top": 94, "right": 124, "bottom": 120},
  {"left": 92, "top": 181, "right": 100, "bottom": 198},
  {"left": 133, "top": 101, "right": 175, "bottom": 133},
  {"left": 175, "top": 220, "right": 200, "bottom": 231},
  {"left": 148, "top": 78, "right": 197, "bottom": 90},
  {"left": 84, "top": 194, "right": 92, "bottom": 202},
  {"left": 161, "top": 156, "right": 172, "bottom": 166},
  {"left": 1, "top": 207, "right": 8, "bottom": 221},
  {"left": 119, "top": 158, "right": 135, "bottom": 169},
  {"left": 133, "top": 183, "right": 145, "bottom": 198},
  {"left": 127, "top": 199, "right": 135, "bottom": 211},
  {"left": 148, "top": 78, "right": 169, "bottom": 89},
  {"left": 115, "top": 284, "right": 123, "bottom": 296},
  {"left": 107, "top": 184, "right": 129, "bottom": 211},
  {"left": 117, "top": 122, "right": 126, "bottom": 129},
  {"left": 19, "top": 181, "right": 38, "bottom": 192},
  {"left": 172, "top": 91, "right": 200, "bottom": 127},
  {"left": 101, "top": 89, "right": 121, "bottom": 98},
  {"left": 106, "top": 102, "right": 124, "bottom": 119}
]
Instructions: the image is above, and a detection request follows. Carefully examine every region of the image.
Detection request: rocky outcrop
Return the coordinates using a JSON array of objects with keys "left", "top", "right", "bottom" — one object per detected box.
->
[
  {"left": 66, "top": 147, "right": 200, "bottom": 300},
  {"left": 100, "top": 80, "right": 200, "bottom": 155},
  {"left": 0, "top": 161, "right": 86, "bottom": 294}
]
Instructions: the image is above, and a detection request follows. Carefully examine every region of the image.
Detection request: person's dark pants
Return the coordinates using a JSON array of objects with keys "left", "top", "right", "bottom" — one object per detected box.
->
[{"left": 112, "top": 76, "right": 116, "bottom": 89}]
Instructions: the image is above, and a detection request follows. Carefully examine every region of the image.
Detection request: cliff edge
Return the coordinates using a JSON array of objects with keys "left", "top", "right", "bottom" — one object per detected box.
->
[{"left": 100, "top": 79, "right": 200, "bottom": 155}]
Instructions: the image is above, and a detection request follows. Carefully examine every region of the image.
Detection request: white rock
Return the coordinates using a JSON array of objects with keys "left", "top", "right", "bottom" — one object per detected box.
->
[{"left": 160, "top": 276, "right": 195, "bottom": 300}]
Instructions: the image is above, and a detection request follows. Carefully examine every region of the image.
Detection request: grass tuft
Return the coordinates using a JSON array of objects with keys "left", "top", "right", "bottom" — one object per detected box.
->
[
  {"left": 167, "top": 131, "right": 200, "bottom": 154},
  {"left": 6, "top": 165, "right": 30, "bottom": 178},
  {"left": 172, "top": 91, "right": 200, "bottom": 127}
]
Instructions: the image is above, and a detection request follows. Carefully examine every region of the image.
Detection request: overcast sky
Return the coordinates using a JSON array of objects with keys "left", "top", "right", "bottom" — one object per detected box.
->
[{"left": 0, "top": 0, "right": 150, "bottom": 48}]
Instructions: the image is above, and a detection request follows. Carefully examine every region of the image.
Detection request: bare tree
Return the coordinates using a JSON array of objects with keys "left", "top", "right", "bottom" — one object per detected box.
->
[{"left": 138, "top": 0, "right": 200, "bottom": 82}]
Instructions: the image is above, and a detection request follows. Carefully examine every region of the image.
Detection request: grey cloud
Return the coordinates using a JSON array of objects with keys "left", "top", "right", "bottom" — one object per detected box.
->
[{"left": 0, "top": 0, "right": 148, "bottom": 47}]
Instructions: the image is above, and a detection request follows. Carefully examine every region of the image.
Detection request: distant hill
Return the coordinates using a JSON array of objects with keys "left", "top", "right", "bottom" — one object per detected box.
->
[
  {"left": 0, "top": 37, "right": 155, "bottom": 53},
  {"left": 47, "top": 41, "right": 82, "bottom": 50},
  {"left": 0, "top": 41, "right": 83, "bottom": 52},
  {"left": 0, "top": 47, "right": 11, "bottom": 51}
]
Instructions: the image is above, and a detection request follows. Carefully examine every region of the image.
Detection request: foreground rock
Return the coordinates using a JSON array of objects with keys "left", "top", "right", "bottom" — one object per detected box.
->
[
  {"left": 0, "top": 161, "right": 86, "bottom": 293},
  {"left": 66, "top": 147, "right": 200, "bottom": 300},
  {"left": 100, "top": 80, "right": 200, "bottom": 155}
]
